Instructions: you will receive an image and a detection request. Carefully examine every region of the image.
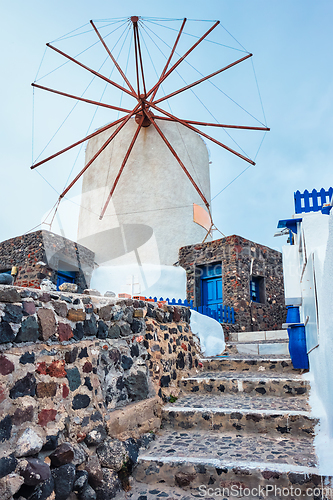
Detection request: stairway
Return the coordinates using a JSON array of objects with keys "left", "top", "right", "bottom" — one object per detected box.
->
[{"left": 125, "top": 335, "right": 330, "bottom": 500}]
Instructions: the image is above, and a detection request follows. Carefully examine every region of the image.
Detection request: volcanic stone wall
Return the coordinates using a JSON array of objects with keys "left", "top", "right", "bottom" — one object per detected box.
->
[
  {"left": 0, "top": 285, "right": 200, "bottom": 499},
  {"left": 179, "top": 234, "right": 286, "bottom": 334},
  {"left": 0, "top": 230, "right": 95, "bottom": 292}
]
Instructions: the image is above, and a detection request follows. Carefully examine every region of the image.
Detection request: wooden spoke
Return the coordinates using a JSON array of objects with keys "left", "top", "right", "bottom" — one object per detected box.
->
[
  {"left": 31, "top": 116, "right": 127, "bottom": 170},
  {"left": 153, "top": 115, "right": 269, "bottom": 131},
  {"left": 99, "top": 114, "right": 145, "bottom": 219},
  {"left": 32, "top": 83, "right": 132, "bottom": 114},
  {"left": 154, "top": 53, "right": 253, "bottom": 104},
  {"left": 150, "top": 17, "right": 187, "bottom": 102},
  {"left": 148, "top": 101, "right": 255, "bottom": 165},
  {"left": 59, "top": 104, "right": 141, "bottom": 199},
  {"left": 47, "top": 43, "right": 137, "bottom": 99},
  {"left": 147, "top": 114, "right": 210, "bottom": 209},
  {"left": 90, "top": 20, "right": 137, "bottom": 96},
  {"left": 146, "top": 20, "right": 220, "bottom": 99}
]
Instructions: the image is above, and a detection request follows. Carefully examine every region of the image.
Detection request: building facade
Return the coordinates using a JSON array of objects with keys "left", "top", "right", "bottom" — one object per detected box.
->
[
  {"left": 178, "top": 234, "right": 285, "bottom": 334},
  {"left": 0, "top": 230, "right": 95, "bottom": 292}
]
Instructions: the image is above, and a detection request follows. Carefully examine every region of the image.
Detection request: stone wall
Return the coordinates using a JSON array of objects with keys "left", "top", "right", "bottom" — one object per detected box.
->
[
  {"left": 0, "top": 230, "right": 95, "bottom": 293},
  {"left": 179, "top": 234, "right": 286, "bottom": 334},
  {"left": 0, "top": 285, "right": 200, "bottom": 500}
]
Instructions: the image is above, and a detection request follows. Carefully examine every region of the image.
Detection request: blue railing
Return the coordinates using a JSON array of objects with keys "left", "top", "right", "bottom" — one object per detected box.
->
[
  {"left": 294, "top": 188, "right": 333, "bottom": 214},
  {"left": 147, "top": 297, "right": 235, "bottom": 324}
]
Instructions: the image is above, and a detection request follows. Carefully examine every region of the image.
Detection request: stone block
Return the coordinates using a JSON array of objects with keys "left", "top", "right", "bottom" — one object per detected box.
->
[
  {"left": 67, "top": 309, "right": 86, "bottom": 322},
  {"left": 37, "top": 308, "right": 57, "bottom": 341},
  {"left": 58, "top": 323, "right": 73, "bottom": 342},
  {"left": 36, "top": 382, "right": 57, "bottom": 398},
  {"left": 15, "top": 316, "right": 39, "bottom": 342}
]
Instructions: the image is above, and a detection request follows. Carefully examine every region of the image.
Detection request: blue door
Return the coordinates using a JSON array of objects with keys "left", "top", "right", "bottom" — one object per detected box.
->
[
  {"left": 201, "top": 264, "right": 222, "bottom": 320},
  {"left": 57, "top": 270, "right": 76, "bottom": 290}
]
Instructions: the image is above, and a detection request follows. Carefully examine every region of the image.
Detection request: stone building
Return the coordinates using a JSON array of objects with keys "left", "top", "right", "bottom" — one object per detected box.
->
[
  {"left": 0, "top": 230, "right": 95, "bottom": 292},
  {"left": 178, "top": 234, "right": 285, "bottom": 334}
]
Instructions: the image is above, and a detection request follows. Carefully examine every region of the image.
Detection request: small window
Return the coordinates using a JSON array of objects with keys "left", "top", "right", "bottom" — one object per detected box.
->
[{"left": 250, "top": 276, "right": 265, "bottom": 303}]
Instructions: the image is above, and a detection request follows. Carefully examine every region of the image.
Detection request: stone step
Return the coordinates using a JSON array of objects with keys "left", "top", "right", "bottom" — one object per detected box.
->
[
  {"left": 227, "top": 340, "right": 290, "bottom": 356},
  {"left": 162, "top": 393, "right": 318, "bottom": 437},
  {"left": 229, "top": 329, "right": 289, "bottom": 342},
  {"left": 180, "top": 371, "right": 310, "bottom": 398},
  {"left": 133, "top": 430, "right": 324, "bottom": 499},
  {"left": 202, "top": 355, "right": 297, "bottom": 374}
]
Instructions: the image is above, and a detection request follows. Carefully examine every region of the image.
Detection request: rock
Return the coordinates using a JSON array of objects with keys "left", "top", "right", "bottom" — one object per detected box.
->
[
  {"left": 58, "top": 323, "right": 73, "bottom": 342},
  {"left": 50, "top": 443, "right": 74, "bottom": 467},
  {"left": 36, "top": 381, "right": 57, "bottom": 398},
  {"left": 52, "top": 463, "right": 76, "bottom": 500},
  {"left": 60, "top": 294, "right": 72, "bottom": 304},
  {"left": 99, "top": 305, "right": 113, "bottom": 321},
  {"left": 130, "top": 344, "right": 139, "bottom": 358},
  {"left": 124, "top": 438, "right": 140, "bottom": 465},
  {"left": 80, "top": 483, "right": 97, "bottom": 500},
  {"left": 107, "top": 324, "right": 120, "bottom": 339},
  {"left": 0, "top": 286, "right": 21, "bottom": 302},
  {"left": 22, "top": 300, "right": 36, "bottom": 316},
  {"left": 12, "top": 406, "right": 34, "bottom": 425},
  {"left": 53, "top": 301, "right": 68, "bottom": 318},
  {"left": 72, "top": 394, "right": 91, "bottom": 410},
  {"left": 59, "top": 283, "right": 78, "bottom": 293},
  {"left": 0, "top": 355, "right": 14, "bottom": 375},
  {"left": 82, "top": 361, "right": 92, "bottom": 373},
  {"left": 71, "top": 444, "right": 88, "bottom": 467},
  {"left": 3, "top": 303, "right": 23, "bottom": 323},
  {"left": 15, "top": 316, "right": 39, "bottom": 343},
  {"left": 97, "top": 321, "right": 108, "bottom": 339},
  {"left": 83, "top": 289, "right": 101, "bottom": 296},
  {"left": 42, "top": 434, "right": 59, "bottom": 451},
  {"left": 85, "top": 426, "right": 107, "bottom": 446},
  {"left": 29, "top": 475, "right": 54, "bottom": 500},
  {"left": 66, "top": 367, "right": 81, "bottom": 392},
  {"left": 96, "top": 438, "right": 128, "bottom": 471},
  {"left": 119, "top": 322, "right": 131, "bottom": 337},
  {"left": 65, "top": 346, "right": 78, "bottom": 364},
  {"left": 0, "top": 456, "right": 17, "bottom": 479},
  {"left": 85, "top": 456, "right": 103, "bottom": 487},
  {"left": 37, "top": 308, "right": 57, "bottom": 341},
  {"left": 0, "top": 472, "right": 24, "bottom": 500},
  {"left": 73, "top": 470, "right": 88, "bottom": 493},
  {"left": 40, "top": 279, "right": 57, "bottom": 291},
  {"left": 131, "top": 318, "right": 143, "bottom": 333},
  {"left": 67, "top": 309, "right": 86, "bottom": 322},
  {"left": 121, "top": 355, "right": 133, "bottom": 371},
  {"left": 84, "top": 314, "right": 98, "bottom": 336},
  {"left": 73, "top": 323, "right": 84, "bottom": 340},
  {"left": 19, "top": 351, "right": 35, "bottom": 364},
  {"left": 94, "top": 468, "right": 121, "bottom": 500},
  {"left": 38, "top": 409, "right": 57, "bottom": 426},
  {"left": 0, "top": 415, "right": 12, "bottom": 443},
  {"left": 46, "top": 360, "right": 66, "bottom": 378},
  {"left": 0, "top": 321, "right": 16, "bottom": 343},
  {"left": 78, "top": 347, "right": 88, "bottom": 359},
  {"left": 84, "top": 377, "right": 92, "bottom": 391},
  {"left": 10, "top": 372, "right": 36, "bottom": 399},
  {"left": 0, "top": 273, "right": 13, "bottom": 285},
  {"left": 15, "top": 428, "right": 44, "bottom": 457},
  {"left": 124, "top": 372, "right": 149, "bottom": 402},
  {"left": 175, "top": 471, "right": 196, "bottom": 487},
  {"left": 104, "top": 291, "right": 116, "bottom": 298},
  {"left": 19, "top": 457, "right": 51, "bottom": 486},
  {"left": 40, "top": 292, "right": 51, "bottom": 303}
]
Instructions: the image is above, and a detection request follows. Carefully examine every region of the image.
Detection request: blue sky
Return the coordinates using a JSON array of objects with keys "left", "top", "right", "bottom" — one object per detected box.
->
[{"left": 1, "top": 0, "right": 332, "bottom": 252}]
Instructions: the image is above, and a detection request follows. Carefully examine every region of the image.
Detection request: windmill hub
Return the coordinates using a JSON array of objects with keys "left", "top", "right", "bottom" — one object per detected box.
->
[{"left": 135, "top": 108, "right": 151, "bottom": 127}]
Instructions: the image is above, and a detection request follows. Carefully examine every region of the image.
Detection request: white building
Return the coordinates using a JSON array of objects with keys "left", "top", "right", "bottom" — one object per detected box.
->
[{"left": 278, "top": 187, "right": 333, "bottom": 469}]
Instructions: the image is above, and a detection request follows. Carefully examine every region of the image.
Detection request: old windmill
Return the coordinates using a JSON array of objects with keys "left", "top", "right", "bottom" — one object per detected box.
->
[{"left": 31, "top": 16, "right": 269, "bottom": 272}]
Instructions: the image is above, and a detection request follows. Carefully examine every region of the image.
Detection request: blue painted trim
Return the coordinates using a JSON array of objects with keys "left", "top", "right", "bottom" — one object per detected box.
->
[{"left": 277, "top": 218, "right": 302, "bottom": 233}]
